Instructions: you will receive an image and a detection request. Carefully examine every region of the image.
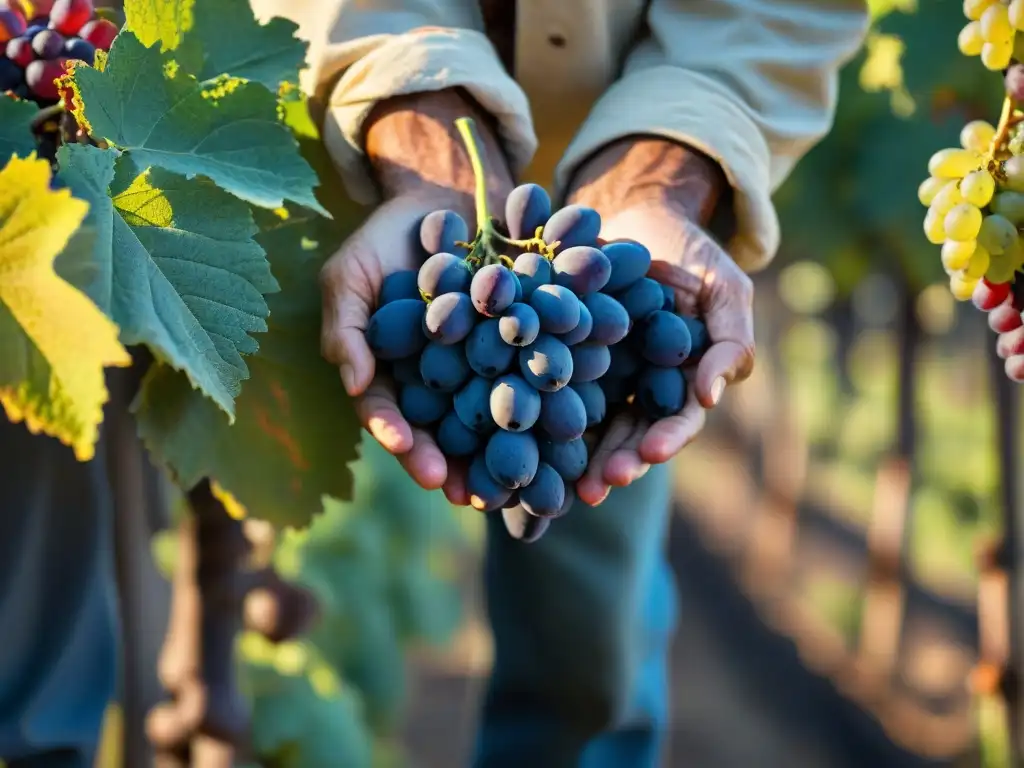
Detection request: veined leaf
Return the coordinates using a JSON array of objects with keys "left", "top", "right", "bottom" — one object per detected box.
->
[
  {"left": 124, "top": 0, "right": 306, "bottom": 91},
  {"left": 56, "top": 144, "right": 278, "bottom": 419},
  {"left": 72, "top": 31, "right": 325, "bottom": 215},
  {"left": 0, "top": 98, "right": 39, "bottom": 161},
  {"left": 0, "top": 155, "right": 131, "bottom": 460},
  {"left": 134, "top": 208, "right": 361, "bottom": 528}
]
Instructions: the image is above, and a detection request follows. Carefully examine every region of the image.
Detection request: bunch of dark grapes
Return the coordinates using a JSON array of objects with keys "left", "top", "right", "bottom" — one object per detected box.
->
[
  {"left": 365, "top": 179, "right": 709, "bottom": 543},
  {"left": 1, "top": 0, "right": 117, "bottom": 167}
]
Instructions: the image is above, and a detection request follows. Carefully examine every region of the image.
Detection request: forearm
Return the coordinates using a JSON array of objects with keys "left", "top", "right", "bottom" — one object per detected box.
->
[
  {"left": 566, "top": 137, "right": 730, "bottom": 230},
  {"left": 364, "top": 88, "right": 514, "bottom": 214}
]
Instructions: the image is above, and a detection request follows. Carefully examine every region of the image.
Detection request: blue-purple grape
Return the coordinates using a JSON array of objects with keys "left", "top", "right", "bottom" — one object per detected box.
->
[
  {"left": 538, "top": 386, "right": 587, "bottom": 441},
  {"left": 570, "top": 382, "right": 606, "bottom": 427},
  {"left": 505, "top": 183, "right": 552, "bottom": 240},
  {"left": 542, "top": 204, "right": 601, "bottom": 253},
  {"left": 471, "top": 263, "right": 518, "bottom": 316},
  {"left": 661, "top": 284, "right": 676, "bottom": 312},
  {"left": 63, "top": 36, "right": 94, "bottom": 64},
  {"left": 485, "top": 430, "right": 540, "bottom": 489},
  {"left": 420, "top": 341, "right": 470, "bottom": 392},
  {"left": 498, "top": 303, "right": 540, "bottom": 347},
  {"left": 512, "top": 252, "right": 551, "bottom": 300},
  {"left": 617, "top": 277, "right": 664, "bottom": 322},
  {"left": 379, "top": 270, "right": 419, "bottom": 305},
  {"left": 454, "top": 376, "right": 498, "bottom": 434},
  {"left": 391, "top": 355, "right": 422, "bottom": 386},
  {"left": 502, "top": 507, "right": 551, "bottom": 542},
  {"left": 466, "top": 319, "right": 516, "bottom": 378},
  {"left": 636, "top": 366, "right": 686, "bottom": 419},
  {"left": 424, "top": 292, "right": 476, "bottom": 344},
  {"left": 418, "top": 252, "right": 472, "bottom": 299},
  {"left": 437, "top": 411, "right": 481, "bottom": 457},
  {"left": 366, "top": 299, "right": 427, "bottom": 360},
  {"left": 558, "top": 300, "right": 592, "bottom": 346},
  {"left": 601, "top": 240, "right": 652, "bottom": 293},
  {"left": 641, "top": 311, "right": 693, "bottom": 366},
  {"left": 0, "top": 57, "right": 22, "bottom": 90},
  {"left": 528, "top": 283, "right": 581, "bottom": 335},
  {"left": 538, "top": 437, "right": 588, "bottom": 482},
  {"left": 569, "top": 343, "right": 610, "bottom": 383},
  {"left": 31, "top": 29, "right": 63, "bottom": 58},
  {"left": 490, "top": 373, "right": 542, "bottom": 432},
  {"left": 582, "top": 293, "right": 630, "bottom": 345},
  {"left": 399, "top": 383, "right": 449, "bottom": 426},
  {"left": 519, "top": 463, "right": 566, "bottom": 518},
  {"left": 519, "top": 334, "right": 573, "bottom": 392},
  {"left": 420, "top": 209, "right": 469, "bottom": 255},
  {"left": 468, "top": 455, "right": 512, "bottom": 511},
  {"left": 552, "top": 245, "right": 611, "bottom": 295},
  {"left": 681, "top": 316, "right": 710, "bottom": 358},
  {"left": 607, "top": 342, "right": 640, "bottom": 378}
]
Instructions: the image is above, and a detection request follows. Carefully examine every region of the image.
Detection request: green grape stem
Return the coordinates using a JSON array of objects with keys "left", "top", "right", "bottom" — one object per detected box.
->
[{"left": 453, "top": 117, "right": 557, "bottom": 269}]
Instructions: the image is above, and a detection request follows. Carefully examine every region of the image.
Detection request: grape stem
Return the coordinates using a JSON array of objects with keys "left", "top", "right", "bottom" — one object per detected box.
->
[
  {"left": 454, "top": 117, "right": 557, "bottom": 268},
  {"left": 989, "top": 95, "right": 1020, "bottom": 163}
]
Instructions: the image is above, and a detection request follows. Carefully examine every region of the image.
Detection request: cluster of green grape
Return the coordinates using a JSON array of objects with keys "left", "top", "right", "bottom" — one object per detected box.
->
[
  {"left": 920, "top": 120, "right": 1024, "bottom": 300},
  {"left": 958, "top": 0, "right": 1024, "bottom": 69}
]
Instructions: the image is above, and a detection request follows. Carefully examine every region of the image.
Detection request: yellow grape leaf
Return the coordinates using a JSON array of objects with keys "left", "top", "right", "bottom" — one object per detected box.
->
[{"left": 0, "top": 156, "right": 131, "bottom": 460}]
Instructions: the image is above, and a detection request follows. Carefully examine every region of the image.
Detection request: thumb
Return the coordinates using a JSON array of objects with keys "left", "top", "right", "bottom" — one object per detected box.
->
[
  {"left": 693, "top": 340, "right": 752, "bottom": 408},
  {"left": 693, "top": 272, "right": 755, "bottom": 408},
  {"left": 320, "top": 256, "right": 377, "bottom": 397}
]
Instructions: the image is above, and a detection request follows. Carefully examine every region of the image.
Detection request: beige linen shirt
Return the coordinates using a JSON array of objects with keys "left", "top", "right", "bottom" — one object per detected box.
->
[{"left": 252, "top": 0, "right": 869, "bottom": 272}]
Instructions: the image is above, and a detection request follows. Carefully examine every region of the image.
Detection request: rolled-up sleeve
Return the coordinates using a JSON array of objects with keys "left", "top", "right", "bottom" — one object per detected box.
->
[
  {"left": 555, "top": 0, "right": 869, "bottom": 272},
  {"left": 255, "top": 0, "right": 537, "bottom": 205}
]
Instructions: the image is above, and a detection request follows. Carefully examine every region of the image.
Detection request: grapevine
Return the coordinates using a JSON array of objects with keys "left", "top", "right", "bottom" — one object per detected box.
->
[
  {"left": 921, "top": 0, "right": 1024, "bottom": 379},
  {"left": 363, "top": 116, "right": 711, "bottom": 541}
]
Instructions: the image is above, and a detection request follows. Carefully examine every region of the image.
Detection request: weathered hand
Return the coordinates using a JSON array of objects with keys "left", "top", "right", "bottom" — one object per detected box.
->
[
  {"left": 319, "top": 193, "right": 460, "bottom": 492},
  {"left": 576, "top": 201, "right": 756, "bottom": 505}
]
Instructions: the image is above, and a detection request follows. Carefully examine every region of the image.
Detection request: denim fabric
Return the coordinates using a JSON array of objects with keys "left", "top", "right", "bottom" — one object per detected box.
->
[
  {"left": 0, "top": 418, "right": 118, "bottom": 766},
  {"left": 474, "top": 464, "right": 678, "bottom": 768}
]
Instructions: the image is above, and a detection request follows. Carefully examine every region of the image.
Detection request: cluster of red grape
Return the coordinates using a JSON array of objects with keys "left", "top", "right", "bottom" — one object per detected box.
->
[{"left": 0, "top": 0, "right": 116, "bottom": 106}]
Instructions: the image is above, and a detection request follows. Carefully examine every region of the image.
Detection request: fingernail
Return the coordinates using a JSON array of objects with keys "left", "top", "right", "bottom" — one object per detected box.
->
[
  {"left": 631, "top": 464, "right": 651, "bottom": 482},
  {"left": 711, "top": 377, "right": 726, "bottom": 406},
  {"left": 340, "top": 364, "right": 356, "bottom": 394}
]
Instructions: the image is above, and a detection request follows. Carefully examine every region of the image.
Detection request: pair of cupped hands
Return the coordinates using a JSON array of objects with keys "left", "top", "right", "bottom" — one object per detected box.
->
[{"left": 318, "top": 104, "right": 756, "bottom": 508}]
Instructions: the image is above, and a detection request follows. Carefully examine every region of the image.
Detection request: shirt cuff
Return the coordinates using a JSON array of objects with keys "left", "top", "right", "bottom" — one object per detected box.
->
[
  {"left": 555, "top": 65, "right": 780, "bottom": 274},
  {"left": 321, "top": 28, "right": 538, "bottom": 206}
]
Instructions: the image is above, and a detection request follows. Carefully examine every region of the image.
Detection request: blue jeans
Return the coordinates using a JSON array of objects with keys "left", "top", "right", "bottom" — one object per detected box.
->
[
  {"left": 0, "top": 417, "right": 118, "bottom": 768},
  {"left": 475, "top": 464, "right": 678, "bottom": 768}
]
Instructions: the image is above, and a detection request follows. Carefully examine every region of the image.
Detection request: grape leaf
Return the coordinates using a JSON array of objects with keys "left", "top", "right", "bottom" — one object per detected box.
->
[
  {"left": 72, "top": 31, "right": 326, "bottom": 215},
  {"left": 133, "top": 209, "right": 361, "bottom": 527},
  {"left": 122, "top": 0, "right": 193, "bottom": 50},
  {"left": 56, "top": 143, "right": 278, "bottom": 419},
  {"left": 0, "top": 155, "right": 131, "bottom": 460},
  {"left": 0, "top": 98, "right": 39, "bottom": 160}
]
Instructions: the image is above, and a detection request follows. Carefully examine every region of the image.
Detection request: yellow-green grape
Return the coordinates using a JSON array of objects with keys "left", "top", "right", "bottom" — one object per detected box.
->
[
  {"left": 981, "top": 2, "right": 1013, "bottom": 40},
  {"left": 1011, "top": 0, "right": 1024, "bottom": 29},
  {"left": 945, "top": 203, "right": 984, "bottom": 240},
  {"left": 942, "top": 239, "right": 977, "bottom": 271},
  {"left": 950, "top": 272, "right": 979, "bottom": 301},
  {"left": 991, "top": 191, "right": 1024, "bottom": 224},
  {"left": 960, "top": 119, "right": 996, "bottom": 152},
  {"left": 1003, "top": 155, "right": 1024, "bottom": 192},
  {"left": 928, "top": 147, "right": 985, "bottom": 178},
  {"left": 924, "top": 208, "right": 947, "bottom": 244},
  {"left": 959, "top": 21, "right": 986, "bottom": 54},
  {"left": 961, "top": 169, "right": 996, "bottom": 206},
  {"left": 986, "top": 248, "right": 1019, "bottom": 283},
  {"left": 965, "top": 245, "right": 991, "bottom": 278},
  {"left": 978, "top": 213, "right": 1019, "bottom": 254},
  {"left": 982, "top": 38, "right": 1014, "bottom": 69},
  {"left": 918, "top": 176, "right": 948, "bottom": 206},
  {"left": 931, "top": 181, "right": 964, "bottom": 215},
  {"left": 965, "top": 0, "right": 998, "bottom": 21}
]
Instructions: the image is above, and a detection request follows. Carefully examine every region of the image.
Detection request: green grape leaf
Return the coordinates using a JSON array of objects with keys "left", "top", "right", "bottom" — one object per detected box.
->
[
  {"left": 124, "top": 0, "right": 306, "bottom": 91},
  {"left": 0, "top": 155, "right": 131, "bottom": 460},
  {"left": 56, "top": 143, "right": 277, "bottom": 418},
  {"left": 122, "top": 0, "right": 193, "bottom": 50},
  {"left": 72, "top": 31, "right": 326, "bottom": 215},
  {"left": 0, "top": 98, "right": 39, "bottom": 160},
  {"left": 133, "top": 209, "right": 361, "bottom": 527},
  {"left": 188, "top": 0, "right": 306, "bottom": 90}
]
